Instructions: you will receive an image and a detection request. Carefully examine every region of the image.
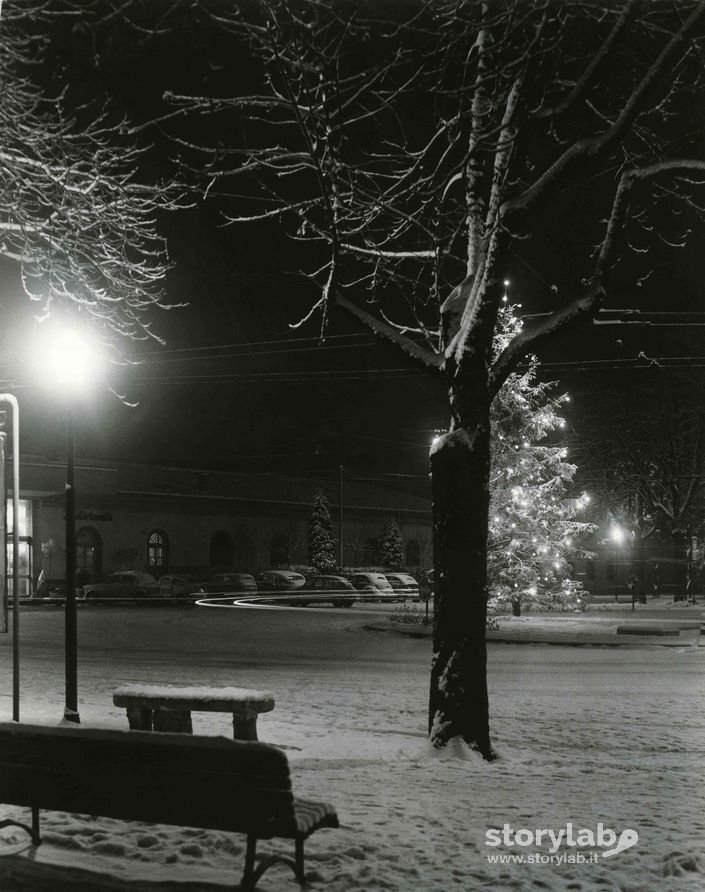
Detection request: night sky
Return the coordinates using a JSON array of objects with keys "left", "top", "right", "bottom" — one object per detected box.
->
[{"left": 1, "top": 1, "right": 704, "bottom": 497}]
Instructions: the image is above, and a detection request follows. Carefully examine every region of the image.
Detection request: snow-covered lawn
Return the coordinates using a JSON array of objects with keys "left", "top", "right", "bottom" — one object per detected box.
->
[{"left": 0, "top": 611, "right": 704, "bottom": 890}]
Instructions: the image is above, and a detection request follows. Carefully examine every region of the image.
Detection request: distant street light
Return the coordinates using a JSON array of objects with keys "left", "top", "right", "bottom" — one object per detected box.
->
[
  {"left": 44, "top": 327, "right": 96, "bottom": 725},
  {"left": 610, "top": 524, "right": 626, "bottom": 545}
]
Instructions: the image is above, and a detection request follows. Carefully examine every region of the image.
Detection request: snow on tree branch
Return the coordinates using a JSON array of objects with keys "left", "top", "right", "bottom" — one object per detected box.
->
[{"left": 0, "top": 1, "right": 188, "bottom": 350}]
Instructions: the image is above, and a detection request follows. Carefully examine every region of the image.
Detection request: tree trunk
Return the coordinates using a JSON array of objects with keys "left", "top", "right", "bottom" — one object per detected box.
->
[{"left": 428, "top": 416, "right": 495, "bottom": 760}]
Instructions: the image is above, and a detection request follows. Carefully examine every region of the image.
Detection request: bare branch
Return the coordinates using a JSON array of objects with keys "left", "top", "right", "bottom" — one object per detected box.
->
[
  {"left": 502, "top": 1, "right": 705, "bottom": 221},
  {"left": 335, "top": 292, "right": 442, "bottom": 371}
]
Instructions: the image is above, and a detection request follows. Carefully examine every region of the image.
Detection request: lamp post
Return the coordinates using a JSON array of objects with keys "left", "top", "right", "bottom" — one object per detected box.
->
[
  {"left": 609, "top": 524, "right": 627, "bottom": 606},
  {"left": 0, "top": 396, "right": 20, "bottom": 721},
  {"left": 65, "top": 404, "right": 78, "bottom": 722},
  {"left": 47, "top": 329, "right": 92, "bottom": 725}
]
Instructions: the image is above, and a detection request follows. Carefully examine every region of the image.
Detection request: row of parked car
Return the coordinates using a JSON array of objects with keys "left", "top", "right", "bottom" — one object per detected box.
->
[{"left": 78, "top": 568, "right": 425, "bottom": 604}]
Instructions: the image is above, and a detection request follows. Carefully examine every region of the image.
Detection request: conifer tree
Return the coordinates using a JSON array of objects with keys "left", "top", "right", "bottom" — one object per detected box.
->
[
  {"left": 488, "top": 299, "right": 594, "bottom": 617},
  {"left": 380, "top": 519, "right": 404, "bottom": 571},
  {"left": 307, "top": 489, "right": 337, "bottom": 573}
]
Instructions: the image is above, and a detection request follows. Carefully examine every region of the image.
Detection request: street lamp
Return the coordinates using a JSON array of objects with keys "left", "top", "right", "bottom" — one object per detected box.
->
[
  {"left": 46, "top": 329, "right": 93, "bottom": 725},
  {"left": 609, "top": 524, "right": 629, "bottom": 604}
]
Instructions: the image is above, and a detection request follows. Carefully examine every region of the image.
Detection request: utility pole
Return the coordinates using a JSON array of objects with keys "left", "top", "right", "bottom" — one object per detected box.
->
[
  {"left": 65, "top": 405, "right": 79, "bottom": 724},
  {"left": 338, "top": 464, "right": 344, "bottom": 568}
]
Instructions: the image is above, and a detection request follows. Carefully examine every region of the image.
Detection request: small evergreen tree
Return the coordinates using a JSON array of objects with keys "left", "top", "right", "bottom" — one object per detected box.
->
[
  {"left": 307, "top": 489, "right": 337, "bottom": 573},
  {"left": 380, "top": 519, "right": 404, "bottom": 571},
  {"left": 488, "top": 299, "right": 595, "bottom": 616}
]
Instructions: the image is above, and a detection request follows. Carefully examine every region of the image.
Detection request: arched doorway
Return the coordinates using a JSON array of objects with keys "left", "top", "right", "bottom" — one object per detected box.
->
[
  {"left": 76, "top": 526, "right": 102, "bottom": 583},
  {"left": 147, "top": 529, "right": 169, "bottom": 570},
  {"left": 210, "top": 530, "right": 234, "bottom": 571}
]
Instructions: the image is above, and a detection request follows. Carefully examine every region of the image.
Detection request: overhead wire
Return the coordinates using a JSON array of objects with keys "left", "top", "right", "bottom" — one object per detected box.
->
[{"left": 135, "top": 332, "right": 378, "bottom": 359}]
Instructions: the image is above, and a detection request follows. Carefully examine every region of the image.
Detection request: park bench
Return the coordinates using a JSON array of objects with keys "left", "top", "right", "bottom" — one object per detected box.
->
[
  {"left": 0, "top": 722, "right": 339, "bottom": 891},
  {"left": 113, "top": 684, "right": 275, "bottom": 740}
]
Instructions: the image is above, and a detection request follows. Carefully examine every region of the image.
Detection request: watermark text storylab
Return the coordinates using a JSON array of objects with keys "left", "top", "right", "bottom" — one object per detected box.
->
[{"left": 485, "top": 823, "right": 638, "bottom": 864}]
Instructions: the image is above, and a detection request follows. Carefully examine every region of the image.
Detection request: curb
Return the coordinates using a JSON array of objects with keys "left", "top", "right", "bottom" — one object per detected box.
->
[{"left": 369, "top": 620, "right": 703, "bottom": 646}]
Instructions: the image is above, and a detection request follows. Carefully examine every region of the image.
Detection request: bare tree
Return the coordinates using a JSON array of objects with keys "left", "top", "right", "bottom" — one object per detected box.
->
[
  {"left": 0, "top": 1, "right": 184, "bottom": 356},
  {"left": 166, "top": 0, "right": 705, "bottom": 758},
  {"left": 575, "top": 377, "right": 705, "bottom": 545}
]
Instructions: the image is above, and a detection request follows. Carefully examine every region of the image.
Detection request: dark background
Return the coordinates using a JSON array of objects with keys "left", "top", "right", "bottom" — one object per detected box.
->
[{"left": 1, "top": 2, "right": 703, "bottom": 500}]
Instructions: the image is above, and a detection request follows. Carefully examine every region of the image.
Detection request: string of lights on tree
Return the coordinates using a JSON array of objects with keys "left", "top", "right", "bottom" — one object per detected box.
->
[{"left": 486, "top": 283, "right": 595, "bottom": 616}]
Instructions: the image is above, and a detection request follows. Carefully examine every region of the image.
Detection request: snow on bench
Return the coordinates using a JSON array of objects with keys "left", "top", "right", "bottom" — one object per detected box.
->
[{"left": 113, "top": 684, "right": 275, "bottom": 740}]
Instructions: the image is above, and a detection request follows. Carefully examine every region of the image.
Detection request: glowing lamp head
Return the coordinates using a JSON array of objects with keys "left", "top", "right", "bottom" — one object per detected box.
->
[{"left": 47, "top": 329, "right": 92, "bottom": 389}]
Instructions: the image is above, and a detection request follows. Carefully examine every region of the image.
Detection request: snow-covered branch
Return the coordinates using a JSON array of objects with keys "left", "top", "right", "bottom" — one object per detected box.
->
[
  {"left": 0, "top": 1, "right": 187, "bottom": 348},
  {"left": 335, "top": 293, "right": 442, "bottom": 371}
]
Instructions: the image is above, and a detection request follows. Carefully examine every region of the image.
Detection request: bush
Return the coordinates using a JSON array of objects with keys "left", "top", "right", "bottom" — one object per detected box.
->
[{"left": 390, "top": 603, "right": 428, "bottom": 625}]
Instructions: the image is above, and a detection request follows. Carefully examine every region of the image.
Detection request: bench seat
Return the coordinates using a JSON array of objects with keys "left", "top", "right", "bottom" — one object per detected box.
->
[
  {"left": 0, "top": 722, "right": 338, "bottom": 890},
  {"left": 112, "top": 684, "right": 275, "bottom": 739}
]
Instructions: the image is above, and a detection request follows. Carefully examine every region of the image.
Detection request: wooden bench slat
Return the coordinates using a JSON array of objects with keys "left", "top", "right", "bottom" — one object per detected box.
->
[{"left": 0, "top": 723, "right": 339, "bottom": 889}]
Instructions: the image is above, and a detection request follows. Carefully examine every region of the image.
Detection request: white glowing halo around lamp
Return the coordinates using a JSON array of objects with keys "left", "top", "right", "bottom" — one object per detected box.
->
[
  {"left": 46, "top": 329, "right": 92, "bottom": 388},
  {"left": 610, "top": 525, "right": 626, "bottom": 545}
]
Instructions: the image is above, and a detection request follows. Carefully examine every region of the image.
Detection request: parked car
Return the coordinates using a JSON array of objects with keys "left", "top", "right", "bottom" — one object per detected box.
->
[
  {"left": 83, "top": 571, "right": 159, "bottom": 600},
  {"left": 157, "top": 575, "right": 205, "bottom": 598},
  {"left": 384, "top": 573, "right": 420, "bottom": 599},
  {"left": 348, "top": 572, "right": 395, "bottom": 599},
  {"left": 203, "top": 572, "right": 258, "bottom": 595},
  {"left": 293, "top": 575, "right": 356, "bottom": 608},
  {"left": 258, "top": 570, "right": 307, "bottom": 591}
]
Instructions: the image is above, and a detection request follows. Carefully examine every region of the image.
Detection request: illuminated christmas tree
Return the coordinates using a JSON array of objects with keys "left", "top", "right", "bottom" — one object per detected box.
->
[{"left": 488, "top": 297, "right": 594, "bottom": 616}]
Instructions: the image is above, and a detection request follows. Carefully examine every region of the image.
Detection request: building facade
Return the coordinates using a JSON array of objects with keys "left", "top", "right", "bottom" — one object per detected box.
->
[{"left": 9, "top": 456, "right": 433, "bottom": 593}]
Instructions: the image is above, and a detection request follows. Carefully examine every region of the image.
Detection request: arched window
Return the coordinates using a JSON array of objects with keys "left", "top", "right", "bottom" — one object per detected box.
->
[
  {"left": 76, "top": 526, "right": 102, "bottom": 583},
  {"left": 147, "top": 530, "right": 168, "bottom": 568}
]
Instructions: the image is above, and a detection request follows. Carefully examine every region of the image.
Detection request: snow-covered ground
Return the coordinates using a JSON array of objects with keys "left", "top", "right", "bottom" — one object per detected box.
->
[{"left": 0, "top": 606, "right": 704, "bottom": 890}]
